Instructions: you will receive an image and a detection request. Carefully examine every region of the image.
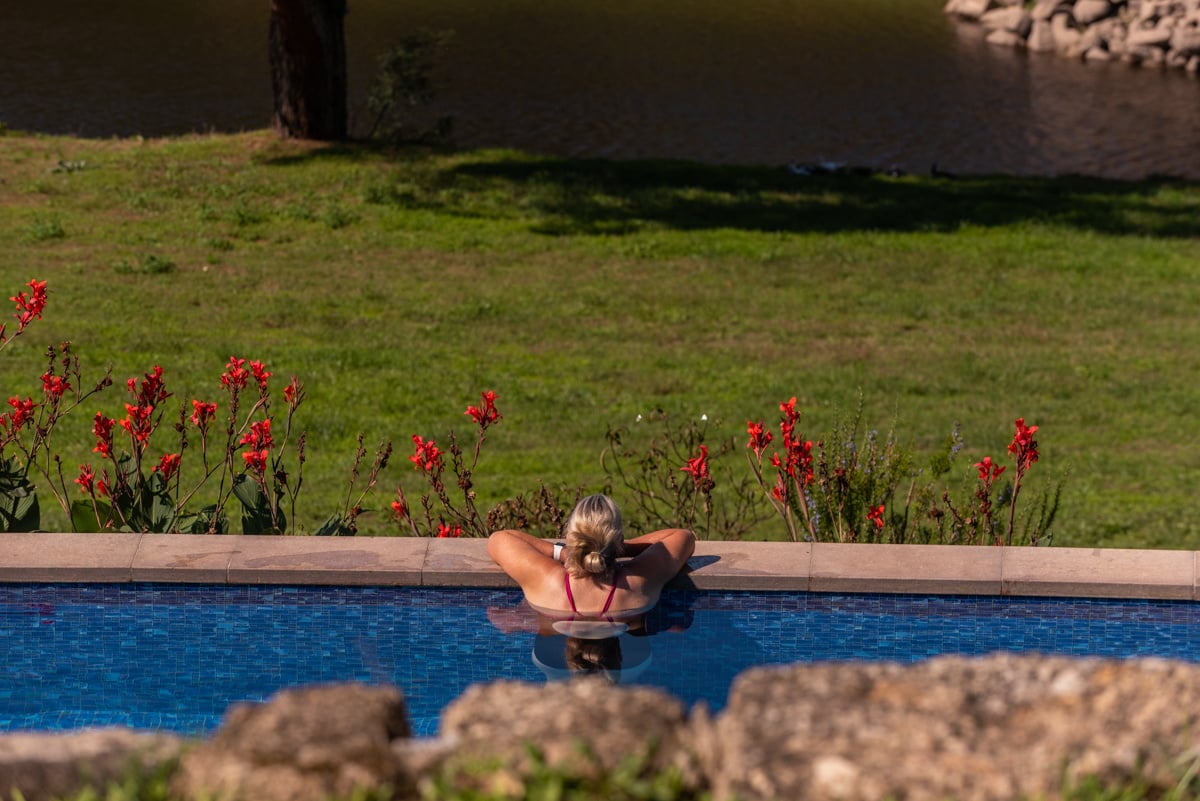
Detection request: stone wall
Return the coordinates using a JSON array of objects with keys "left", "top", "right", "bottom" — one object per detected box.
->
[
  {"left": 6, "top": 655, "right": 1200, "bottom": 801},
  {"left": 944, "top": 0, "right": 1200, "bottom": 72}
]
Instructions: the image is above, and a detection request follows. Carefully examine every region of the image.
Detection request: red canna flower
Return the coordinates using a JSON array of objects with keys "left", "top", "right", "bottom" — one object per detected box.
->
[
  {"left": 91, "top": 412, "right": 116, "bottom": 458},
  {"left": 74, "top": 464, "right": 96, "bottom": 495},
  {"left": 465, "top": 390, "right": 502, "bottom": 428},
  {"left": 250, "top": 360, "right": 272, "bottom": 392},
  {"left": 10, "top": 279, "right": 48, "bottom": 333},
  {"left": 190, "top": 400, "right": 218, "bottom": 430},
  {"left": 409, "top": 435, "right": 443, "bottom": 474},
  {"left": 154, "top": 452, "right": 181, "bottom": 481},
  {"left": 746, "top": 420, "right": 774, "bottom": 460},
  {"left": 127, "top": 366, "right": 170, "bottom": 407},
  {"left": 40, "top": 372, "right": 71, "bottom": 401},
  {"left": 779, "top": 396, "right": 800, "bottom": 423},
  {"left": 680, "top": 445, "right": 710, "bottom": 488},
  {"left": 867, "top": 504, "right": 886, "bottom": 530},
  {"left": 1008, "top": 418, "right": 1039, "bottom": 472},
  {"left": 242, "top": 448, "right": 269, "bottom": 475},
  {"left": 240, "top": 419, "right": 273, "bottom": 450},
  {"left": 119, "top": 402, "right": 155, "bottom": 449},
  {"left": 974, "top": 456, "right": 1006, "bottom": 482},
  {"left": 4, "top": 397, "right": 36, "bottom": 430},
  {"left": 282, "top": 377, "right": 302, "bottom": 409},
  {"left": 220, "top": 357, "right": 249, "bottom": 392}
]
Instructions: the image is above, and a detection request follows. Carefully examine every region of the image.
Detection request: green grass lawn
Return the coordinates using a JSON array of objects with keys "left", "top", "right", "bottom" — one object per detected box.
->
[{"left": 1, "top": 130, "right": 1198, "bottom": 546}]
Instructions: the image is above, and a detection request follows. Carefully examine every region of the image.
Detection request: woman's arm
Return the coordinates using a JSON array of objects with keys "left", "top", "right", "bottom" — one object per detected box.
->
[
  {"left": 624, "top": 528, "right": 696, "bottom": 580},
  {"left": 487, "top": 529, "right": 561, "bottom": 587}
]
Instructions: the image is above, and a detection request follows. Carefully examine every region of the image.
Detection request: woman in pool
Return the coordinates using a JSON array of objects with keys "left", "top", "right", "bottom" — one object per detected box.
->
[{"left": 487, "top": 494, "right": 696, "bottom": 623}]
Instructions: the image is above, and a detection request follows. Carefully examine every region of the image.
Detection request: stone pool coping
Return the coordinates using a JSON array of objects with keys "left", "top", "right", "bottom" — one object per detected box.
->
[{"left": 1, "top": 533, "right": 1198, "bottom": 600}]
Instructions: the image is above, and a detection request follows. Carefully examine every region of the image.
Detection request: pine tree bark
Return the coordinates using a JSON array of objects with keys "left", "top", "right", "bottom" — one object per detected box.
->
[{"left": 269, "top": 0, "right": 348, "bottom": 140}]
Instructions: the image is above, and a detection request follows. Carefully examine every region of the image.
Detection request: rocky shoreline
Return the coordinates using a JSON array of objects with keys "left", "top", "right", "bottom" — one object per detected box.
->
[
  {"left": 944, "top": 0, "right": 1200, "bottom": 72},
  {"left": 6, "top": 654, "right": 1200, "bottom": 801}
]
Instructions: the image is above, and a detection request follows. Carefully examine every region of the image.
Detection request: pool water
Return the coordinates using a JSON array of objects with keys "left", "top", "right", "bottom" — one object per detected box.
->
[{"left": 3, "top": 584, "right": 1199, "bottom": 737}]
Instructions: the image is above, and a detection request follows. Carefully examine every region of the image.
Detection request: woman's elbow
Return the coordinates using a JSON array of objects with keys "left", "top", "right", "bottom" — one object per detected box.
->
[{"left": 675, "top": 528, "right": 697, "bottom": 558}]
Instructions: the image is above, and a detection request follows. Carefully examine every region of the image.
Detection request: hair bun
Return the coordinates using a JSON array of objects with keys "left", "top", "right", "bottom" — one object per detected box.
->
[{"left": 582, "top": 551, "right": 608, "bottom": 575}]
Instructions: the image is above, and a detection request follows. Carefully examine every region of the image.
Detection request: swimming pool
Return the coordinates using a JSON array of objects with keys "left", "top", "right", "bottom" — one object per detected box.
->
[{"left": 3, "top": 583, "right": 1199, "bottom": 737}]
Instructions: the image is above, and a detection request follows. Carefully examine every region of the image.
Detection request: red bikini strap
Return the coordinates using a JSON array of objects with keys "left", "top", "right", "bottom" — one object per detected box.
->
[
  {"left": 564, "top": 570, "right": 578, "bottom": 614},
  {"left": 599, "top": 566, "right": 620, "bottom": 615}
]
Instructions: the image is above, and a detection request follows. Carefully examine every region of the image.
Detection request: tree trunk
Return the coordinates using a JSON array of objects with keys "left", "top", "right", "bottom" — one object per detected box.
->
[{"left": 269, "top": 0, "right": 348, "bottom": 140}]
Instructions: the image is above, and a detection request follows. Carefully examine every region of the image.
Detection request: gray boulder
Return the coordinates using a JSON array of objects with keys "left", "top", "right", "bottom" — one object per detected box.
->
[
  {"left": 1028, "top": 18, "right": 1060, "bottom": 49},
  {"left": 707, "top": 655, "right": 1200, "bottom": 801},
  {"left": 0, "top": 729, "right": 181, "bottom": 801},
  {"left": 172, "top": 683, "right": 412, "bottom": 801},
  {"left": 438, "top": 679, "right": 704, "bottom": 796},
  {"left": 1170, "top": 23, "right": 1200, "bottom": 53},
  {"left": 1074, "top": 0, "right": 1116, "bottom": 24},
  {"left": 1128, "top": 22, "right": 1175, "bottom": 46}
]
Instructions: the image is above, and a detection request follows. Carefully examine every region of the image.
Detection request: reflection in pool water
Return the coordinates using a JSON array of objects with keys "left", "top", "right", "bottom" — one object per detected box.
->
[{"left": 2, "top": 583, "right": 1198, "bottom": 737}]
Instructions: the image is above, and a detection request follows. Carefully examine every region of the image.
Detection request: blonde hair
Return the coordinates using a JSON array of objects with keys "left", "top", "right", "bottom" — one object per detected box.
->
[
  {"left": 563, "top": 494, "right": 624, "bottom": 579},
  {"left": 565, "top": 636, "right": 622, "bottom": 680}
]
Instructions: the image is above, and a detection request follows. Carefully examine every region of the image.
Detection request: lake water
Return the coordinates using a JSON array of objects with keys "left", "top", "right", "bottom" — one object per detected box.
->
[{"left": 3, "top": 0, "right": 1198, "bottom": 179}]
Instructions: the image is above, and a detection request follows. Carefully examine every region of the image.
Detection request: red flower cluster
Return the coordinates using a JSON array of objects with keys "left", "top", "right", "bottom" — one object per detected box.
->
[
  {"left": 154, "top": 452, "right": 181, "bottom": 481},
  {"left": 40, "top": 371, "right": 71, "bottom": 401},
  {"left": 283, "top": 377, "right": 302, "bottom": 409},
  {"left": 74, "top": 464, "right": 110, "bottom": 497},
  {"left": 9, "top": 279, "right": 47, "bottom": 333},
  {"left": 250, "top": 360, "right": 271, "bottom": 392},
  {"left": 777, "top": 398, "right": 814, "bottom": 486},
  {"left": 118, "top": 366, "right": 170, "bottom": 453},
  {"left": 1008, "top": 418, "right": 1039, "bottom": 472},
  {"left": 867, "top": 504, "right": 886, "bottom": 530},
  {"left": 119, "top": 403, "right": 155, "bottom": 448},
  {"left": 746, "top": 420, "right": 773, "bottom": 460},
  {"left": 74, "top": 464, "right": 96, "bottom": 494},
  {"left": 1, "top": 396, "right": 37, "bottom": 433},
  {"left": 220, "top": 357, "right": 250, "bottom": 392},
  {"left": 437, "top": 522, "right": 463, "bottom": 538},
  {"left": 240, "top": 419, "right": 272, "bottom": 475},
  {"left": 190, "top": 400, "right": 218, "bottom": 432},
  {"left": 127, "top": 365, "right": 170, "bottom": 407},
  {"left": 973, "top": 455, "right": 1006, "bottom": 482},
  {"left": 680, "top": 444, "right": 710, "bottom": 488},
  {"left": 91, "top": 412, "right": 115, "bottom": 458},
  {"left": 409, "top": 435, "right": 443, "bottom": 474},
  {"left": 465, "top": 390, "right": 502, "bottom": 428}
]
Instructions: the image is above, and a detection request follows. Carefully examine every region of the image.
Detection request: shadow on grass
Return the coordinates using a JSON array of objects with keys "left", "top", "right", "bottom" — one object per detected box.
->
[{"left": 264, "top": 144, "right": 1200, "bottom": 238}]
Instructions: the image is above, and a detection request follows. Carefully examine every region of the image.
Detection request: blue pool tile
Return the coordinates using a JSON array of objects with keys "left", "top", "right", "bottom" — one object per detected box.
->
[{"left": 3, "top": 583, "right": 1200, "bottom": 736}]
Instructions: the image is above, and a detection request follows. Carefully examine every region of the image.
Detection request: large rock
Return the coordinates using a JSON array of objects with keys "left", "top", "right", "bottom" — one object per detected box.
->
[
  {"left": 172, "top": 683, "right": 412, "bottom": 801},
  {"left": 950, "top": 0, "right": 994, "bottom": 20},
  {"left": 707, "top": 655, "right": 1200, "bottom": 801},
  {"left": 1028, "top": 18, "right": 1060, "bottom": 50},
  {"left": 0, "top": 729, "right": 182, "bottom": 801},
  {"left": 1127, "top": 21, "right": 1174, "bottom": 46},
  {"left": 437, "top": 678, "right": 703, "bottom": 796},
  {"left": 1074, "top": 0, "right": 1116, "bottom": 24},
  {"left": 981, "top": 5, "right": 1029, "bottom": 31},
  {"left": 1170, "top": 23, "right": 1200, "bottom": 53}
]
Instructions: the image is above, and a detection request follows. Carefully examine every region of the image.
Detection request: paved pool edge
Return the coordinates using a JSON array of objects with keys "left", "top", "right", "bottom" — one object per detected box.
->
[{"left": 0, "top": 534, "right": 1195, "bottom": 600}]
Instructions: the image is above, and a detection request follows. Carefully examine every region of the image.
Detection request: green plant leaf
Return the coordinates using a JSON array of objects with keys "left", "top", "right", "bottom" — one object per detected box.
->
[
  {"left": 233, "top": 475, "right": 283, "bottom": 534},
  {"left": 2, "top": 492, "right": 40, "bottom": 532},
  {"left": 314, "top": 514, "right": 346, "bottom": 536},
  {"left": 71, "top": 499, "right": 116, "bottom": 533}
]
